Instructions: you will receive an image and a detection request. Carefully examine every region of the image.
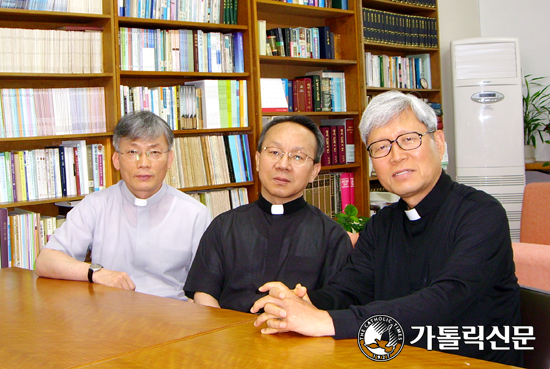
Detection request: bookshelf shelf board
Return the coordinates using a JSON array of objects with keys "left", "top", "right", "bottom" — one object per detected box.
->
[
  {"left": 366, "top": 87, "right": 441, "bottom": 94},
  {"left": 119, "top": 71, "right": 250, "bottom": 79},
  {"left": 174, "top": 127, "right": 253, "bottom": 135},
  {"left": 117, "top": 17, "right": 248, "bottom": 32},
  {"left": 0, "top": 73, "right": 114, "bottom": 81},
  {"left": 362, "top": 0, "right": 436, "bottom": 14},
  {"left": 259, "top": 56, "right": 357, "bottom": 67},
  {"left": 182, "top": 181, "right": 255, "bottom": 193},
  {"left": 262, "top": 111, "right": 360, "bottom": 117},
  {"left": 0, "top": 9, "right": 111, "bottom": 24},
  {"left": 321, "top": 163, "right": 362, "bottom": 171},
  {"left": 256, "top": 0, "right": 354, "bottom": 18},
  {"left": 363, "top": 41, "right": 438, "bottom": 53},
  {"left": 0, "top": 195, "right": 85, "bottom": 209},
  {"left": 0, "top": 133, "right": 113, "bottom": 143}
]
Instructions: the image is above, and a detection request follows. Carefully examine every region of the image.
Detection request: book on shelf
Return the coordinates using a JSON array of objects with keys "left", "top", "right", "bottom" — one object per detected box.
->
[
  {"left": 258, "top": 20, "right": 267, "bottom": 56},
  {"left": 186, "top": 187, "right": 249, "bottom": 220},
  {"left": 0, "top": 0, "right": 101, "bottom": 13},
  {"left": 363, "top": 8, "right": 438, "bottom": 48},
  {"left": 0, "top": 208, "right": 8, "bottom": 268},
  {"left": 405, "top": 53, "right": 432, "bottom": 89},
  {"left": 164, "top": 134, "right": 252, "bottom": 189},
  {"left": 260, "top": 78, "right": 288, "bottom": 113},
  {"left": 117, "top": 0, "right": 235, "bottom": 23},
  {"left": 304, "top": 172, "right": 355, "bottom": 217},
  {"left": 0, "top": 87, "right": 106, "bottom": 139},
  {"left": 304, "top": 70, "right": 346, "bottom": 112},
  {"left": 320, "top": 118, "right": 355, "bottom": 165},
  {"left": 0, "top": 28, "right": 103, "bottom": 74}
]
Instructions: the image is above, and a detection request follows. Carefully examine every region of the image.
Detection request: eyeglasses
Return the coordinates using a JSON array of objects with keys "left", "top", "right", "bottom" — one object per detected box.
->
[
  {"left": 367, "top": 131, "right": 435, "bottom": 159},
  {"left": 261, "top": 147, "right": 314, "bottom": 167},
  {"left": 118, "top": 149, "right": 169, "bottom": 161}
]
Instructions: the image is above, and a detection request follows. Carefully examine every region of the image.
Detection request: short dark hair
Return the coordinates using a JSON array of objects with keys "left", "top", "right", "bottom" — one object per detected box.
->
[
  {"left": 257, "top": 115, "right": 325, "bottom": 163},
  {"left": 113, "top": 111, "right": 174, "bottom": 151}
]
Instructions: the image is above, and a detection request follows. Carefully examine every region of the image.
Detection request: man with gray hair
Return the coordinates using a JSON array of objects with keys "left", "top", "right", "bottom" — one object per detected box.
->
[
  {"left": 36, "top": 111, "right": 211, "bottom": 300},
  {"left": 251, "top": 91, "right": 521, "bottom": 366}
]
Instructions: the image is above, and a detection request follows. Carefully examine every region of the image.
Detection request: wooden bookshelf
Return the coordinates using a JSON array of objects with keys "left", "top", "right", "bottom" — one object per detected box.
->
[
  {"left": 361, "top": 0, "right": 442, "bottom": 208},
  {"left": 251, "top": 0, "right": 368, "bottom": 215}
]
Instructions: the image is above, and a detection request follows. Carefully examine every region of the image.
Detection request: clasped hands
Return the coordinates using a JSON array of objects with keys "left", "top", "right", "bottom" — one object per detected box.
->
[{"left": 250, "top": 282, "right": 335, "bottom": 337}]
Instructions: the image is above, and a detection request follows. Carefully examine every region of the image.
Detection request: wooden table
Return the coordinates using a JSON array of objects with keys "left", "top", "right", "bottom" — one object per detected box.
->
[{"left": 1, "top": 268, "right": 521, "bottom": 368}]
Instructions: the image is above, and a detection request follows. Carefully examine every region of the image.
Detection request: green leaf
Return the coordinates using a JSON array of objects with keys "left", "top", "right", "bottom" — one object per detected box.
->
[{"left": 344, "top": 204, "right": 358, "bottom": 217}]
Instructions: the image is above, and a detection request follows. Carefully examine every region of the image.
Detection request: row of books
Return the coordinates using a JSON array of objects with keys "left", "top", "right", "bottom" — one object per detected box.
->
[
  {"left": 187, "top": 187, "right": 249, "bottom": 219},
  {"left": 163, "top": 134, "right": 253, "bottom": 189},
  {"left": 362, "top": 8, "right": 438, "bottom": 48},
  {"left": 0, "top": 87, "right": 106, "bottom": 138},
  {"left": 121, "top": 80, "right": 248, "bottom": 130},
  {"left": 0, "top": 0, "right": 102, "bottom": 13},
  {"left": 260, "top": 70, "right": 346, "bottom": 113},
  {"left": 118, "top": 0, "right": 238, "bottom": 24},
  {"left": 258, "top": 23, "right": 340, "bottom": 60},
  {"left": 271, "top": 0, "right": 347, "bottom": 9},
  {"left": 0, "top": 142, "right": 106, "bottom": 204},
  {"left": 0, "top": 207, "right": 68, "bottom": 269},
  {"left": 385, "top": 0, "right": 436, "bottom": 7},
  {"left": 365, "top": 52, "right": 432, "bottom": 89},
  {"left": 119, "top": 28, "right": 244, "bottom": 73},
  {"left": 304, "top": 172, "right": 355, "bottom": 218},
  {"left": 320, "top": 118, "right": 355, "bottom": 166},
  {"left": 0, "top": 28, "right": 103, "bottom": 74}
]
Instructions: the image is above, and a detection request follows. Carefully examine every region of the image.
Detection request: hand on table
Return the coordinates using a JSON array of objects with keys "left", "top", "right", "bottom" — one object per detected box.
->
[{"left": 250, "top": 282, "right": 335, "bottom": 337}]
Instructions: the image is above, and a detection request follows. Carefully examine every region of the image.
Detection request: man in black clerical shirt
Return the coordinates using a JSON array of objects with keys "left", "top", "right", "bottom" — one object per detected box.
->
[
  {"left": 184, "top": 116, "right": 352, "bottom": 313},
  {"left": 251, "top": 91, "right": 522, "bottom": 366}
]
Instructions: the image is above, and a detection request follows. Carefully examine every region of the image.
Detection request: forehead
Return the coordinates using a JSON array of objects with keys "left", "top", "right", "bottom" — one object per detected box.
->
[
  {"left": 368, "top": 110, "right": 426, "bottom": 143},
  {"left": 119, "top": 136, "right": 169, "bottom": 148},
  {"left": 264, "top": 122, "right": 316, "bottom": 148}
]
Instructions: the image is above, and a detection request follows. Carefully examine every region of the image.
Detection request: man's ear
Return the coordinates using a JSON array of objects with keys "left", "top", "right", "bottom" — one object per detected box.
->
[
  {"left": 255, "top": 151, "right": 261, "bottom": 172},
  {"left": 309, "top": 162, "right": 322, "bottom": 183},
  {"left": 434, "top": 130, "right": 446, "bottom": 160},
  {"left": 112, "top": 151, "right": 120, "bottom": 171},
  {"left": 166, "top": 149, "right": 175, "bottom": 168}
]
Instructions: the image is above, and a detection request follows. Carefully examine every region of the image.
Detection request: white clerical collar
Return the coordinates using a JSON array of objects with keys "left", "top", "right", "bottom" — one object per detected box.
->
[
  {"left": 135, "top": 198, "right": 148, "bottom": 207},
  {"left": 271, "top": 204, "right": 284, "bottom": 215},
  {"left": 405, "top": 208, "right": 421, "bottom": 221}
]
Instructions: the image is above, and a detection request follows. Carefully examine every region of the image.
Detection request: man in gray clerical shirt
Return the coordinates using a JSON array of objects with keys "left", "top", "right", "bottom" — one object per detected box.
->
[{"left": 36, "top": 111, "right": 211, "bottom": 300}]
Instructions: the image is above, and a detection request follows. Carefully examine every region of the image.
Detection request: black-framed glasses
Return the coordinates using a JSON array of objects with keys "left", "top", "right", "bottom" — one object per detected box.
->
[
  {"left": 367, "top": 131, "right": 435, "bottom": 159},
  {"left": 118, "top": 149, "right": 169, "bottom": 161},
  {"left": 262, "top": 147, "right": 314, "bottom": 166}
]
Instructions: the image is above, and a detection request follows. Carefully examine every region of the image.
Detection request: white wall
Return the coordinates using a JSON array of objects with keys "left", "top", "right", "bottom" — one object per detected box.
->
[
  {"left": 438, "top": 0, "right": 481, "bottom": 179},
  {"left": 478, "top": 0, "right": 550, "bottom": 161}
]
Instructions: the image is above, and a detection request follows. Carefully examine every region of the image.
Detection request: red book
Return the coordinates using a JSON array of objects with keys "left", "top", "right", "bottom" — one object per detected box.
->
[
  {"left": 320, "top": 126, "right": 332, "bottom": 166},
  {"left": 73, "top": 147, "right": 81, "bottom": 196},
  {"left": 337, "top": 125, "right": 346, "bottom": 164},
  {"left": 349, "top": 172, "right": 355, "bottom": 205},
  {"left": 299, "top": 77, "right": 313, "bottom": 112},
  {"left": 292, "top": 79, "right": 307, "bottom": 112},
  {"left": 340, "top": 172, "right": 351, "bottom": 210},
  {"left": 330, "top": 125, "right": 338, "bottom": 165},
  {"left": 345, "top": 118, "right": 355, "bottom": 163}
]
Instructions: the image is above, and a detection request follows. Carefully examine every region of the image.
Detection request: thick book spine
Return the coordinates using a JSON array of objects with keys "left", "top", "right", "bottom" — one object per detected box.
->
[
  {"left": 320, "top": 126, "right": 331, "bottom": 166},
  {"left": 0, "top": 208, "right": 8, "bottom": 268}
]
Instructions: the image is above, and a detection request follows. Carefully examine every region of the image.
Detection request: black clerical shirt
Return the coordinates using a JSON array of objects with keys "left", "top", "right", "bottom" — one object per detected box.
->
[
  {"left": 309, "top": 172, "right": 522, "bottom": 366},
  {"left": 184, "top": 195, "right": 352, "bottom": 313}
]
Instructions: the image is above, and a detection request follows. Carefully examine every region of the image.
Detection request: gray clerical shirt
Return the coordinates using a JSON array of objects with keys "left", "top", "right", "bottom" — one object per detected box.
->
[{"left": 44, "top": 180, "right": 211, "bottom": 300}]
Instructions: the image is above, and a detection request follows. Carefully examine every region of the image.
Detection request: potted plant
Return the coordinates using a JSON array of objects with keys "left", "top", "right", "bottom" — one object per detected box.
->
[
  {"left": 523, "top": 74, "right": 550, "bottom": 163},
  {"left": 335, "top": 204, "right": 369, "bottom": 247}
]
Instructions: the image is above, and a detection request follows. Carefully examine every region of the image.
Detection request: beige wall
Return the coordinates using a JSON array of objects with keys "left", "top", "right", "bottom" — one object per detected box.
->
[{"left": 438, "top": 0, "right": 481, "bottom": 179}]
